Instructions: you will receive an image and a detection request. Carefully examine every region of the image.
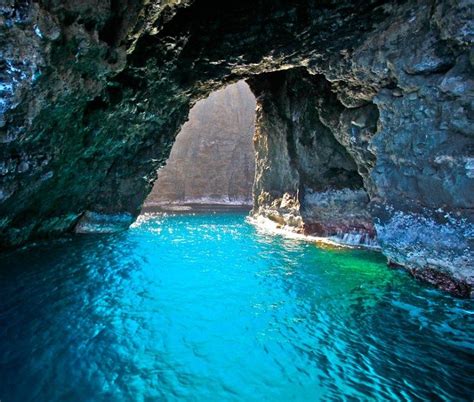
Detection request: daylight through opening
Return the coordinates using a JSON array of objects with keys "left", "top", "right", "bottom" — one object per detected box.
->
[{"left": 142, "top": 81, "right": 256, "bottom": 214}]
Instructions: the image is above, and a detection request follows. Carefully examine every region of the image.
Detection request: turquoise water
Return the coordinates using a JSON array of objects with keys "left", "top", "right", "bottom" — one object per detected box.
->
[{"left": 0, "top": 213, "right": 473, "bottom": 401}]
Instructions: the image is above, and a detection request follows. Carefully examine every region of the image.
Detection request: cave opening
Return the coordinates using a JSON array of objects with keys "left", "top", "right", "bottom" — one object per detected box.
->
[
  {"left": 1, "top": 3, "right": 474, "bottom": 400},
  {"left": 141, "top": 80, "right": 257, "bottom": 214},
  {"left": 247, "top": 68, "right": 379, "bottom": 247},
  {"left": 137, "top": 66, "right": 380, "bottom": 247}
]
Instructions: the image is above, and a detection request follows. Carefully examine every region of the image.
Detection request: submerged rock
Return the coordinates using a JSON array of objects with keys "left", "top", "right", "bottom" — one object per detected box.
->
[
  {"left": 75, "top": 211, "right": 134, "bottom": 234},
  {"left": 0, "top": 0, "right": 472, "bottom": 296}
]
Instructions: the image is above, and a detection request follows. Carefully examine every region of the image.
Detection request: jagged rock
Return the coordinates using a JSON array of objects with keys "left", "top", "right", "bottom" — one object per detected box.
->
[
  {"left": 144, "top": 81, "right": 255, "bottom": 207},
  {"left": 248, "top": 69, "right": 377, "bottom": 244},
  {"left": 0, "top": 0, "right": 472, "bottom": 296}
]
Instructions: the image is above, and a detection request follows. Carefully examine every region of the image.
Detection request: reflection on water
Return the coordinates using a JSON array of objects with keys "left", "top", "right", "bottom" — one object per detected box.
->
[{"left": 0, "top": 213, "right": 473, "bottom": 401}]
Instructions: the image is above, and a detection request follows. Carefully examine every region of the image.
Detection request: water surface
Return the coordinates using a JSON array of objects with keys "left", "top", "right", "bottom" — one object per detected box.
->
[{"left": 0, "top": 213, "right": 473, "bottom": 401}]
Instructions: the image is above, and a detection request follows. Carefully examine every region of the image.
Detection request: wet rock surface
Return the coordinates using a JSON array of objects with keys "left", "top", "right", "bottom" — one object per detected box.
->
[
  {"left": 0, "top": 0, "right": 473, "bottom": 295},
  {"left": 143, "top": 81, "right": 255, "bottom": 207}
]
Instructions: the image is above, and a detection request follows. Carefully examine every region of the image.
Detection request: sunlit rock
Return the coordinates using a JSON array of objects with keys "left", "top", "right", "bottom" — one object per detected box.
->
[{"left": 144, "top": 81, "right": 255, "bottom": 209}]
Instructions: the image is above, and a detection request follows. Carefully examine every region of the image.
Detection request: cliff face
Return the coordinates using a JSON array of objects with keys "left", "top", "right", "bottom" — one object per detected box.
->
[
  {"left": 144, "top": 81, "right": 255, "bottom": 207},
  {"left": 0, "top": 0, "right": 473, "bottom": 295},
  {"left": 249, "top": 68, "right": 473, "bottom": 296}
]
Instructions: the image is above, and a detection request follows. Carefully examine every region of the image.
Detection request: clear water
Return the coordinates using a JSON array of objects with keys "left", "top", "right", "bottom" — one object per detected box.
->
[{"left": 0, "top": 213, "right": 473, "bottom": 402}]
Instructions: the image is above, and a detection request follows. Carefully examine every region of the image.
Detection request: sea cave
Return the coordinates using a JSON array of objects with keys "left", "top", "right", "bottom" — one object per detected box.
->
[{"left": 0, "top": 0, "right": 473, "bottom": 400}]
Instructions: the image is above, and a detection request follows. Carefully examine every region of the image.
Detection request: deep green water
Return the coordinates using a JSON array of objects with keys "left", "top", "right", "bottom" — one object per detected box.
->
[{"left": 0, "top": 213, "right": 473, "bottom": 401}]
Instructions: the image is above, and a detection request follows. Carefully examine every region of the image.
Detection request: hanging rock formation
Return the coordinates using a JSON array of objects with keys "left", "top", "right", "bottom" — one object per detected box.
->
[
  {"left": 0, "top": 0, "right": 473, "bottom": 296},
  {"left": 144, "top": 81, "right": 255, "bottom": 208}
]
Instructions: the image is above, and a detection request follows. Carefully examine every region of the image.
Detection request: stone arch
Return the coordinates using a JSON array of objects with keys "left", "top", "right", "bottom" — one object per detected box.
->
[
  {"left": 248, "top": 68, "right": 379, "bottom": 246},
  {"left": 0, "top": 0, "right": 472, "bottom": 295}
]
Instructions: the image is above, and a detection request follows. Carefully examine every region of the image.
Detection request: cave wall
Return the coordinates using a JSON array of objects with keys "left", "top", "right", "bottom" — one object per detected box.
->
[
  {"left": 248, "top": 69, "right": 376, "bottom": 245},
  {"left": 0, "top": 0, "right": 473, "bottom": 295},
  {"left": 249, "top": 66, "right": 473, "bottom": 295},
  {"left": 144, "top": 80, "right": 255, "bottom": 207}
]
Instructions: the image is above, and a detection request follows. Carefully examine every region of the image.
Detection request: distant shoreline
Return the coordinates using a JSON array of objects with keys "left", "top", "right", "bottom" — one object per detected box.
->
[{"left": 140, "top": 203, "right": 252, "bottom": 214}]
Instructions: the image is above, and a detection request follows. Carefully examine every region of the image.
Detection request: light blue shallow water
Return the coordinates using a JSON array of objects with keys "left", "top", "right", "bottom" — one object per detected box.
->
[{"left": 0, "top": 213, "right": 473, "bottom": 401}]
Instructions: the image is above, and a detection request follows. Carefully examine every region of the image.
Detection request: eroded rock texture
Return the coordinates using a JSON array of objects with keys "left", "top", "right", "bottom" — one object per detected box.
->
[
  {"left": 144, "top": 81, "right": 255, "bottom": 207},
  {"left": 249, "top": 69, "right": 377, "bottom": 246},
  {"left": 0, "top": 0, "right": 473, "bottom": 295}
]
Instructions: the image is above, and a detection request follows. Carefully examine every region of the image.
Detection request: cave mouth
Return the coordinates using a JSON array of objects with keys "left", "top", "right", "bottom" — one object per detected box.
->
[
  {"left": 247, "top": 68, "right": 378, "bottom": 247},
  {"left": 137, "top": 67, "right": 379, "bottom": 248},
  {"left": 73, "top": 66, "right": 380, "bottom": 249},
  {"left": 141, "top": 80, "right": 257, "bottom": 214}
]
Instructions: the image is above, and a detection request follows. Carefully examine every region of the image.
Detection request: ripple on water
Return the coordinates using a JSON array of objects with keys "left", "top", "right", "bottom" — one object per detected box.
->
[{"left": 0, "top": 213, "right": 473, "bottom": 402}]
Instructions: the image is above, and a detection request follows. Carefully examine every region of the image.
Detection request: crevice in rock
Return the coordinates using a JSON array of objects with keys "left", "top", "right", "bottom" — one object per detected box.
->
[
  {"left": 82, "top": 96, "right": 108, "bottom": 125},
  {"left": 99, "top": 0, "right": 125, "bottom": 46}
]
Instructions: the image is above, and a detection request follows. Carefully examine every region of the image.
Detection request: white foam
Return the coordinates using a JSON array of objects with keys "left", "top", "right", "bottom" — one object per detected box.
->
[
  {"left": 145, "top": 197, "right": 252, "bottom": 207},
  {"left": 333, "top": 232, "right": 380, "bottom": 249},
  {"left": 247, "top": 215, "right": 380, "bottom": 250}
]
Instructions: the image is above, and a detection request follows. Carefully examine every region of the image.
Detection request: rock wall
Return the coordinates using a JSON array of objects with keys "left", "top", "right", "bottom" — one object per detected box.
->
[
  {"left": 144, "top": 81, "right": 255, "bottom": 207},
  {"left": 248, "top": 64, "right": 473, "bottom": 296},
  {"left": 249, "top": 70, "right": 377, "bottom": 246},
  {"left": 0, "top": 0, "right": 473, "bottom": 295}
]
